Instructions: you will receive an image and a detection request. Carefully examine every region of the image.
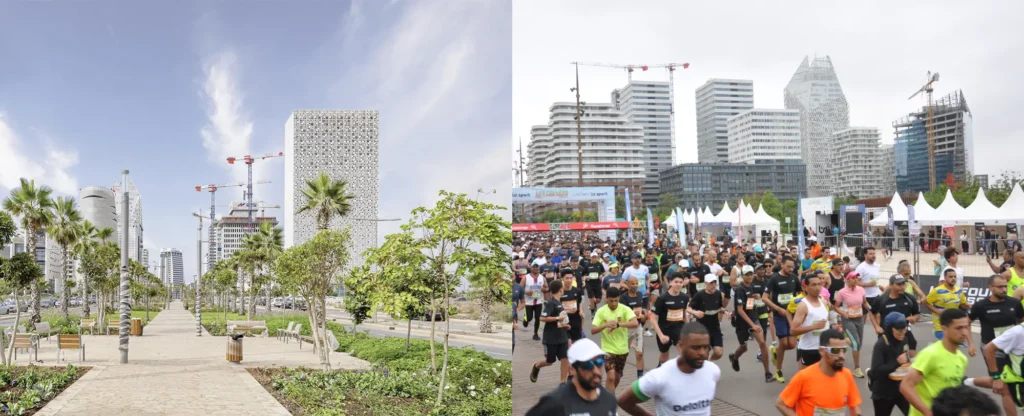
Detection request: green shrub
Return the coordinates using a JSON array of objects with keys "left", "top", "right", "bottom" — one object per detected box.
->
[{"left": 0, "top": 364, "right": 85, "bottom": 414}]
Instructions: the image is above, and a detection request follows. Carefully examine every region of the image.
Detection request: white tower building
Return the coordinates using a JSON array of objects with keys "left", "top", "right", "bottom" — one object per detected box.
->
[
  {"left": 160, "top": 248, "right": 183, "bottom": 288},
  {"left": 726, "top": 109, "right": 801, "bottom": 165},
  {"left": 696, "top": 79, "right": 755, "bottom": 164},
  {"left": 214, "top": 200, "right": 278, "bottom": 262},
  {"left": 612, "top": 81, "right": 673, "bottom": 206},
  {"left": 112, "top": 176, "right": 144, "bottom": 263}
]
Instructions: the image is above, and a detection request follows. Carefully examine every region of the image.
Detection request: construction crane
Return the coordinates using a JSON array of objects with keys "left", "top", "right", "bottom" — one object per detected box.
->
[
  {"left": 226, "top": 151, "right": 284, "bottom": 235},
  {"left": 909, "top": 71, "right": 940, "bottom": 189},
  {"left": 195, "top": 180, "right": 270, "bottom": 272},
  {"left": 236, "top": 200, "right": 280, "bottom": 218}
]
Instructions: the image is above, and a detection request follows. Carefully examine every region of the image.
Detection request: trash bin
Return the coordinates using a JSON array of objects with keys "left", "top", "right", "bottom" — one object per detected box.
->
[
  {"left": 130, "top": 318, "right": 143, "bottom": 336},
  {"left": 226, "top": 333, "right": 243, "bottom": 363}
]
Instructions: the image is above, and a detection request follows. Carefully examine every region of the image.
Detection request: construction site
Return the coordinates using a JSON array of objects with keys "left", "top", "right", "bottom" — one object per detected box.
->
[{"left": 893, "top": 90, "right": 973, "bottom": 194}]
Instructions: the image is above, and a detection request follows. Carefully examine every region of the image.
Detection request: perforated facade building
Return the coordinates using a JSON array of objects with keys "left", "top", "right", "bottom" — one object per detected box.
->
[
  {"left": 784, "top": 56, "right": 851, "bottom": 197},
  {"left": 284, "top": 110, "right": 378, "bottom": 270}
]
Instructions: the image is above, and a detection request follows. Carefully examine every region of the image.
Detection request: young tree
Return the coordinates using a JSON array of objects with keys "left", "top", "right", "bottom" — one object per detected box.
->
[
  {"left": 341, "top": 267, "right": 373, "bottom": 333},
  {"left": 47, "top": 197, "right": 82, "bottom": 320},
  {"left": 654, "top": 193, "right": 679, "bottom": 220},
  {"left": 760, "top": 190, "right": 783, "bottom": 219},
  {"left": 0, "top": 253, "right": 42, "bottom": 363},
  {"left": 3, "top": 178, "right": 56, "bottom": 325},
  {"left": 275, "top": 229, "right": 352, "bottom": 371}
]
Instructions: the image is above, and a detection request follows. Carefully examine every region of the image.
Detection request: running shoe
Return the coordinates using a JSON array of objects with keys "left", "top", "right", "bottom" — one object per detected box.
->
[
  {"left": 530, "top": 363, "right": 540, "bottom": 383},
  {"left": 775, "top": 370, "right": 786, "bottom": 383},
  {"left": 644, "top": 329, "right": 654, "bottom": 337},
  {"left": 765, "top": 372, "right": 774, "bottom": 383},
  {"left": 769, "top": 345, "right": 778, "bottom": 367},
  {"left": 532, "top": 334, "right": 540, "bottom": 341},
  {"left": 853, "top": 368, "right": 864, "bottom": 378},
  {"left": 523, "top": 319, "right": 529, "bottom": 328},
  {"left": 728, "top": 353, "right": 740, "bottom": 372},
  {"left": 756, "top": 350, "right": 762, "bottom": 363}
]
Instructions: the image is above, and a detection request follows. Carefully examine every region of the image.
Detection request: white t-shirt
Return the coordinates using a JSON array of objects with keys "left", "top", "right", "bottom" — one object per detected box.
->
[
  {"left": 856, "top": 261, "right": 882, "bottom": 298},
  {"left": 708, "top": 263, "right": 724, "bottom": 279},
  {"left": 993, "top": 324, "right": 1024, "bottom": 356},
  {"left": 635, "top": 360, "right": 720, "bottom": 415},
  {"left": 523, "top": 275, "right": 545, "bottom": 306},
  {"left": 622, "top": 265, "right": 650, "bottom": 294}
]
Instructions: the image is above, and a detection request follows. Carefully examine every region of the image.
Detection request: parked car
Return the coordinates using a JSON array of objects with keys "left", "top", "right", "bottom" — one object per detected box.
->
[
  {"left": 70, "top": 298, "right": 82, "bottom": 307},
  {"left": 0, "top": 303, "right": 14, "bottom": 315},
  {"left": 423, "top": 309, "right": 446, "bottom": 322},
  {"left": 39, "top": 299, "right": 55, "bottom": 309}
]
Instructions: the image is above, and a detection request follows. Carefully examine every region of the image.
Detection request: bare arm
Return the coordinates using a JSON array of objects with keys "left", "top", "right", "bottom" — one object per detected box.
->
[
  {"left": 617, "top": 388, "right": 653, "bottom": 416},
  {"left": 622, "top": 317, "right": 639, "bottom": 329},
  {"left": 900, "top": 369, "right": 932, "bottom": 416},
  {"left": 989, "top": 257, "right": 1003, "bottom": 274},
  {"left": 775, "top": 397, "right": 797, "bottom": 416}
]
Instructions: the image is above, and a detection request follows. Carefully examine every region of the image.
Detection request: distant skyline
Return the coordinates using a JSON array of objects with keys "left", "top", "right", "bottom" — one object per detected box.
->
[
  {"left": 513, "top": 0, "right": 1024, "bottom": 180},
  {"left": 0, "top": 0, "right": 512, "bottom": 283}
]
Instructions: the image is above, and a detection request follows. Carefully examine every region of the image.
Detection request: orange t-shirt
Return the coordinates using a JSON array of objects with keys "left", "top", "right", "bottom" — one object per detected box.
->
[
  {"left": 810, "top": 245, "right": 822, "bottom": 260},
  {"left": 779, "top": 364, "right": 862, "bottom": 416}
]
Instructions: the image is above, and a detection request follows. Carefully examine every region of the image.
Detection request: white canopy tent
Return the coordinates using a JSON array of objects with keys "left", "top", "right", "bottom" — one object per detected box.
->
[
  {"left": 868, "top": 192, "right": 909, "bottom": 227},
  {"left": 999, "top": 185, "right": 1024, "bottom": 224},
  {"left": 923, "top": 190, "right": 965, "bottom": 226}
]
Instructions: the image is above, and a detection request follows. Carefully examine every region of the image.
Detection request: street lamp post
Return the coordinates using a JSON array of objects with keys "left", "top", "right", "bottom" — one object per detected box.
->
[{"left": 191, "top": 211, "right": 204, "bottom": 337}]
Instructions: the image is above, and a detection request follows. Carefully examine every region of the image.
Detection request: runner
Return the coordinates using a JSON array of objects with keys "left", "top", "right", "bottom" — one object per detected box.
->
[
  {"left": 765, "top": 256, "right": 800, "bottom": 382},
  {"left": 924, "top": 268, "right": 974, "bottom": 353},
  {"left": 868, "top": 312, "right": 913, "bottom": 416},
  {"left": 522, "top": 263, "right": 546, "bottom": 341},
  {"left": 979, "top": 316, "right": 1024, "bottom": 415},
  {"left": 751, "top": 263, "right": 776, "bottom": 363},
  {"left": 527, "top": 338, "right": 619, "bottom": 415},
  {"left": 776, "top": 329, "right": 863, "bottom": 416},
  {"left": 899, "top": 308, "right": 971, "bottom": 416},
  {"left": 602, "top": 263, "right": 624, "bottom": 300},
  {"left": 1003, "top": 252, "right": 1024, "bottom": 297},
  {"left": 621, "top": 275, "right": 649, "bottom": 378},
  {"left": 618, "top": 321, "right": 721, "bottom": 416},
  {"left": 687, "top": 273, "right": 729, "bottom": 361},
  {"left": 644, "top": 251, "right": 662, "bottom": 326},
  {"left": 855, "top": 247, "right": 882, "bottom": 309},
  {"left": 529, "top": 279, "right": 570, "bottom": 384},
  {"left": 585, "top": 252, "right": 605, "bottom": 315},
  {"left": 651, "top": 272, "right": 690, "bottom": 367},
  {"left": 834, "top": 271, "right": 869, "bottom": 377},
  {"left": 568, "top": 256, "right": 585, "bottom": 294},
  {"left": 790, "top": 273, "right": 837, "bottom": 370},
  {"left": 870, "top": 274, "right": 921, "bottom": 356},
  {"left": 623, "top": 253, "right": 653, "bottom": 337},
  {"left": 559, "top": 268, "right": 585, "bottom": 345},
  {"left": 728, "top": 265, "right": 773, "bottom": 383},
  {"left": 963, "top": 274, "right": 1024, "bottom": 416},
  {"left": 591, "top": 286, "right": 638, "bottom": 393}
]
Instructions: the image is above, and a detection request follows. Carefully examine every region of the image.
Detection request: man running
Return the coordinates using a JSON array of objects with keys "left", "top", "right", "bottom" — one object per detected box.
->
[
  {"left": 529, "top": 280, "right": 570, "bottom": 383},
  {"left": 591, "top": 286, "right": 638, "bottom": 393},
  {"left": 559, "top": 269, "right": 585, "bottom": 345},
  {"left": 979, "top": 315, "right": 1024, "bottom": 415},
  {"left": 651, "top": 272, "right": 690, "bottom": 367},
  {"left": 924, "top": 268, "right": 974, "bottom": 355},
  {"left": 618, "top": 322, "right": 721, "bottom": 416},
  {"left": 965, "top": 274, "right": 1024, "bottom": 416},
  {"left": 585, "top": 252, "right": 604, "bottom": 314},
  {"left": 776, "top": 329, "right": 863, "bottom": 416},
  {"left": 751, "top": 263, "right": 776, "bottom": 363},
  {"left": 790, "top": 273, "right": 837, "bottom": 370},
  {"left": 602, "top": 263, "right": 624, "bottom": 300},
  {"left": 621, "top": 275, "right": 648, "bottom": 379},
  {"left": 522, "top": 263, "right": 546, "bottom": 341},
  {"left": 855, "top": 247, "right": 882, "bottom": 309},
  {"left": 729, "top": 265, "right": 773, "bottom": 383},
  {"left": 900, "top": 308, "right": 971, "bottom": 416},
  {"left": 688, "top": 274, "right": 729, "bottom": 361},
  {"left": 1003, "top": 252, "right": 1024, "bottom": 297},
  {"left": 870, "top": 274, "right": 921, "bottom": 355},
  {"left": 765, "top": 257, "right": 800, "bottom": 382},
  {"left": 528, "top": 338, "right": 619, "bottom": 414}
]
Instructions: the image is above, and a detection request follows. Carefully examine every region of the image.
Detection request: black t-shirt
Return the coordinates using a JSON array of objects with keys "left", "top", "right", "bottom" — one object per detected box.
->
[
  {"left": 766, "top": 272, "right": 800, "bottom": 313},
  {"left": 539, "top": 263, "right": 557, "bottom": 275},
  {"left": 653, "top": 291, "right": 690, "bottom": 336},
  {"left": 559, "top": 287, "right": 584, "bottom": 321},
  {"left": 540, "top": 297, "right": 567, "bottom": 345},
  {"left": 690, "top": 290, "right": 724, "bottom": 332},
  {"left": 1000, "top": 261, "right": 1014, "bottom": 274},
  {"left": 643, "top": 261, "right": 660, "bottom": 284},
  {"left": 750, "top": 278, "right": 770, "bottom": 318},
  {"left": 970, "top": 298, "right": 1024, "bottom": 344},
  {"left": 585, "top": 263, "right": 605, "bottom": 282},
  {"left": 621, "top": 291, "right": 649, "bottom": 323},
  {"left": 733, "top": 284, "right": 756, "bottom": 328},
  {"left": 537, "top": 382, "right": 618, "bottom": 415},
  {"left": 828, "top": 273, "right": 846, "bottom": 298},
  {"left": 871, "top": 293, "right": 920, "bottom": 323},
  {"left": 602, "top": 275, "right": 622, "bottom": 291},
  {"left": 688, "top": 264, "right": 712, "bottom": 296}
]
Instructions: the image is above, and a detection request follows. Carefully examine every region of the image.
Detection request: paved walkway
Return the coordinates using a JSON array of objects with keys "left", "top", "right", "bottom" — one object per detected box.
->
[{"left": 35, "top": 301, "right": 369, "bottom": 415}]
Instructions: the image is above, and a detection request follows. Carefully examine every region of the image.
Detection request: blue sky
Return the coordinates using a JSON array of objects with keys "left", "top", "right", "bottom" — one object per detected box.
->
[{"left": 0, "top": 0, "right": 512, "bottom": 282}]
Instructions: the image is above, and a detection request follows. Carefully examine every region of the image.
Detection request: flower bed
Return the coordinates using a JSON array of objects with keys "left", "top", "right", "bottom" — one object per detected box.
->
[{"left": 0, "top": 364, "right": 88, "bottom": 415}]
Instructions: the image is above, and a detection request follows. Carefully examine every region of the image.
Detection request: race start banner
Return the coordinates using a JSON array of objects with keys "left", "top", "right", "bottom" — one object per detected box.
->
[{"left": 512, "top": 221, "right": 632, "bottom": 232}]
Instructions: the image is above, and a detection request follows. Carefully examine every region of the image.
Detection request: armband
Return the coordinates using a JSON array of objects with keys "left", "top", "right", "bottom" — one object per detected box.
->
[{"left": 990, "top": 372, "right": 1002, "bottom": 379}]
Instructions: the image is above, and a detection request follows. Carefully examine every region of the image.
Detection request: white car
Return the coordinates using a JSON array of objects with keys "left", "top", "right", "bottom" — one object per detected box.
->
[{"left": 0, "top": 304, "right": 15, "bottom": 315}]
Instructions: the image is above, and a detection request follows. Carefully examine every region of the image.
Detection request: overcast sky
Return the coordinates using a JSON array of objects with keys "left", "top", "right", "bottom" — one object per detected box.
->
[{"left": 513, "top": 0, "right": 1024, "bottom": 181}]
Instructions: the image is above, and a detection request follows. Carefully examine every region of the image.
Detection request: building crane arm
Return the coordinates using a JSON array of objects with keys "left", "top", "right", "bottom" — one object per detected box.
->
[{"left": 226, "top": 151, "right": 284, "bottom": 165}]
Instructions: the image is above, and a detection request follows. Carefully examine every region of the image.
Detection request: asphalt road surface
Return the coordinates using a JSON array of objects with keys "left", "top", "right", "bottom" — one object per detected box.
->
[{"left": 513, "top": 299, "right": 1007, "bottom": 416}]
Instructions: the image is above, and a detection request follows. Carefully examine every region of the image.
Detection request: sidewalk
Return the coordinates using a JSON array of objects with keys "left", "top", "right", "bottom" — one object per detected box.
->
[{"left": 36, "top": 301, "right": 369, "bottom": 415}]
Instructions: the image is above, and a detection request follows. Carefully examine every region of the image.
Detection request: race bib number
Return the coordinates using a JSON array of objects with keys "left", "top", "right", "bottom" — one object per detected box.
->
[
  {"left": 666, "top": 309, "right": 685, "bottom": 322},
  {"left": 845, "top": 306, "right": 862, "bottom": 319},
  {"left": 518, "top": 269, "right": 527, "bottom": 275},
  {"left": 813, "top": 406, "right": 846, "bottom": 416},
  {"left": 696, "top": 283, "right": 706, "bottom": 291},
  {"left": 778, "top": 293, "right": 794, "bottom": 304},
  {"left": 754, "top": 299, "right": 766, "bottom": 307},
  {"left": 530, "top": 288, "right": 543, "bottom": 299},
  {"left": 649, "top": 274, "right": 658, "bottom": 283},
  {"left": 588, "top": 272, "right": 599, "bottom": 280},
  {"left": 562, "top": 301, "right": 577, "bottom": 314},
  {"left": 996, "top": 325, "right": 1012, "bottom": 337},
  {"left": 745, "top": 298, "right": 755, "bottom": 310}
]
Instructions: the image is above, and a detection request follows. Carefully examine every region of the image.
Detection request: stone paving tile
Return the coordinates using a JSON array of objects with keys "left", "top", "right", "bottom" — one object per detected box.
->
[{"left": 32, "top": 301, "right": 368, "bottom": 415}]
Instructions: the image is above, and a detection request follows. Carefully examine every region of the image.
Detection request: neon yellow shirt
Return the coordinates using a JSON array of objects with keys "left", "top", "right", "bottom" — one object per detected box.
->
[
  {"left": 592, "top": 304, "right": 636, "bottom": 355},
  {"left": 1009, "top": 267, "right": 1024, "bottom": 298},
  {"left": 909, "top": 342, "right": 968, "bottom": 416},
  {"left": 925, "top": 285, "right": 967, "bottom": 332}
]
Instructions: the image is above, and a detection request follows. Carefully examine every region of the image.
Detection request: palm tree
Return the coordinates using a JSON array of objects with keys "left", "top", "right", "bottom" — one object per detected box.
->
[
  {"left": 73, "top": 223, "right": 114, "bottom": 319},
  {"left": 297, "top": 171, "right": 354, "bottom": 231},
  {"left": 239, "top": 221, "right": 284, "bottom": 319},
  {"left": 2, "top": 178, "right": 55, "bottom": 325},
  {"left": 48, "top": 197, "right": 83, "bottom": 320}
]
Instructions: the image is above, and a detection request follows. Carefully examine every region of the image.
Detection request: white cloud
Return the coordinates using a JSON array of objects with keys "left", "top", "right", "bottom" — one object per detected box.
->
[
  {"left": 200, "top": 51, "right": 253, "bottom": 185},
  {"left": 0, "top": 113, "right": 79, "bottom": 196}
]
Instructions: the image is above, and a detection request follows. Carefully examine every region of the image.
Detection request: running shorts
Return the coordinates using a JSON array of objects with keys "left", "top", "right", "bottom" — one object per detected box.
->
[
  {"left": 586, "top": 280, "right": 603, "bottom": 300},
  {"left": 773, "top": 314, "right": 792, "bottom": 338},
  {"left": 736, "top": 320, "right": 769, "bottom": 345},
  {"left": 543, "top": 342, "right": 568, "bottom": 363},
  {"left": 656, "top": 329, "right": 680, "bottom": 353},
  {"left": 628, "top": 327, "right": 644, "bottom": 353},
  {"left": 1009, "top": 382, "right": 1024, "bottom": 409},
  {"left": 605, "top": 353, "right": 628, "bottom": 375},
  {"left": 797, "top": 349, "right": 822, "bottom": 366},
  {"left": 710, "top": 330, "right": 724, "bottom": 348}
]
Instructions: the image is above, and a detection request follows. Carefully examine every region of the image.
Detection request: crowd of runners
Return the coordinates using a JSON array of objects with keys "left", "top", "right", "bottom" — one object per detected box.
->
[{"left": 513, "top": 230, "right": 1024, "bottom": 415}]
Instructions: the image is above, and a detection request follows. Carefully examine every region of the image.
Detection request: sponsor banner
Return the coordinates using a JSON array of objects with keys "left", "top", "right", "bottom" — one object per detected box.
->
[
  {"left": 511, "top": 221, "right": 631, "bottom": 232},
  {"left": 801, "top": 196, "right": 834, "bottom": 217},
  {"left": 511, "top": 187, "right": 616, "bottom": 202},
  {"left": 512, "top": 223, "right": 550, "bottom": 232}
]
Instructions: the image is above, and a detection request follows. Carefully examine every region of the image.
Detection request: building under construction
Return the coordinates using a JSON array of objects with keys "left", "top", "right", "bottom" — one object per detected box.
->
[{"left": 893, "top": 90, "right": 973, "bottom": 194}]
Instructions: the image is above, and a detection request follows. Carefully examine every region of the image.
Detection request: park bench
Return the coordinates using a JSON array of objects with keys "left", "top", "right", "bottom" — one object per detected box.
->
[
  {"left": 11, "top": 334, "right": 36, "bottom": 361},
  {"left": 80, "top": 318, "right": 97, "bottom": 335},
  {"left": 56, "top": 334, "right": 85, "bottom": 363},
  {"left": 276, "top": 322, "right": 295, "bottom": 342},
  {"left": 34, "top": 322, "right": 55, "bottom": 342},
  {"left": 106, "top": 319, "right": 120, "bottom": 335},
  {"left": 226, "top": 320, "right": 268, "bottom": 337}
]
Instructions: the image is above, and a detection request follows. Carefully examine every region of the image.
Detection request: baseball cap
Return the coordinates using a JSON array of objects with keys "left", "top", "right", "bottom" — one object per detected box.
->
[
  {"left": 631, "top": 253, "right": 642, "bottom": 260},
  {"left": 889, "top": 274, "right": 907, "bottom": 285},
  {"left": 754, "top": 245, "right": 764, "bottom": 253},
  {"left": 567, "top": 338, "right": 606, "bottom": 364},
  {"left": 602, "top": 253, "right": 610, "bottom": 258},
  {"left": 754, "top": 262, "right": 765, "bottom": 270},
  {"left": 609, "top": 262, "right": 620, "bottom": 269},
  {"left": 845, "top": 271, "right": 861, "bottom": 280},
  {"left": 742, "top": 265, "right": 754, "bottom": 275},
  {"left": 704, "top": 274, "right": 718, "bottom": 283},
  {"left": 883, "top": 312, "right": 908, "bottom": 329}
]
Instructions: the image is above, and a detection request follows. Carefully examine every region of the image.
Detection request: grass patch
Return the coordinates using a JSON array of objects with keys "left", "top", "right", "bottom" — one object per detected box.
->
[
  {"left": 0, "top": 364, "right": 88, "bottom": 415},
  {"left": 14, "top": 310, "right": 156, "bottom": 335},
  {"left": 200, "top": 312, "right": 311, "bottom": 337}
]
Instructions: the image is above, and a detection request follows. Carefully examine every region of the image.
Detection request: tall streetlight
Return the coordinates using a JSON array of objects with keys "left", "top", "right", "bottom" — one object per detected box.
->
[
  {"left": 191, "top": 211, "right": 204, "bottom": 337},
  {"left": 118, "top": 170, "right": 131, "bottom": 364}
]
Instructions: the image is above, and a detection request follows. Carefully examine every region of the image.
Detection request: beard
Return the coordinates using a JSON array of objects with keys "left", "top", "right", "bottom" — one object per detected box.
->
[
  {"left": 576, "top": 373, "right": 601, "bottom": 391},
  {"left": 996, "top": 293, "right": 1009, "bottom": 300},
  {"left": 831, "top": 361, "right": 845, "bottom": 372},
  {"left": 685, "top": 355, "right": 705, "bottom": 369}
]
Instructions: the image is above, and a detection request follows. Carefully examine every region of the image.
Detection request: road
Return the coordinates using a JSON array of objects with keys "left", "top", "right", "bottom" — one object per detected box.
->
[
  {"left": 512, "top": 302, "right": 1004, "bottom": 416},
  {"left": 324, "top": 309, "right": 512, "bottom": 360}
]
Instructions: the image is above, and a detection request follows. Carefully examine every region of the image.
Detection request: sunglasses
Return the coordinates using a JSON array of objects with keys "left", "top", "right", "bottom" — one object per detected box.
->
[
  {"left": 576, "top": 357, "right": 606, "bottom": 371},
  {"left": 820, "top": 346, "right": 848, "bottom": 356}
]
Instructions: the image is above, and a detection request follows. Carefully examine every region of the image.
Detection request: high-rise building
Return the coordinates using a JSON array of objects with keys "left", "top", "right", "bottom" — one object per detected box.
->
[
  {"left": 784, "top": 56, "right": 850, "bottom": 197},
  {"left": 893, "top": 90, "right": 973, "bottom": 193},
  {"left": 831, "top": 127, "right": 889, "bottom": 198},
  {"left": 612, "top": 81, "right": 673, "bottom": 205},
  {"left": 659, "top": 160, "right": 807, "bottom": 212},
  {"left": 112, "top": 176, "right": 144, "bottom": 263},
  {"left": 214, "top": 200, "right": 278, "bottom": 262},
  {"left": 2, "top": 230, "right": 46, "bottom": 276},
  {"left": 74, "top": 186, "right": 117, "bottom": 286},
  {"left": 726, "top": 109, "right": 801, "bottom": 165},
  {"left": 975, "top": 174, "right": 989, "bottom": 189},
  {"left": 160, "top": 248, "right": 183, "bottom": 288},
  {"left": 880, "top": 144, "right": 896, "bottom": 196},
  {"left": 284, "top": 110, "right": 378, "bottom": 270},
  {"left": 696, "top": 79, "right": 755, "bottom": 163},
  {"left": 526, "top": 102, "right": 645, "bottom": 216}
]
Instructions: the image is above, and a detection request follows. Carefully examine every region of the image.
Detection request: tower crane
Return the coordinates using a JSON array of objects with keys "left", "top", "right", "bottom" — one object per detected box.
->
[
  {"left": 237, "top": 200, "right": 281, "bottom": 218},
  {"left": 908, "top": 71, "right": 940, "bottom": 188},
  {"left": 195, "top": 180, "right": 270, "bottom": 271},
  {"left": 226, "top": 151, "right": 284, "bottom": 235}
]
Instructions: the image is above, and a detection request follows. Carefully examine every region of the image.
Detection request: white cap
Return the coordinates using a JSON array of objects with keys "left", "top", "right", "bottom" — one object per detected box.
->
[
  {"left": 741, "top": 265, "right": 754, "bottom": 274},
  {"left": 705, "top": 274, "right": 718, "bottom": 283},
  {"left": 567, "top": 338, "right": 605, "bottom": 364}
]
